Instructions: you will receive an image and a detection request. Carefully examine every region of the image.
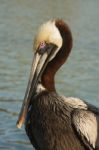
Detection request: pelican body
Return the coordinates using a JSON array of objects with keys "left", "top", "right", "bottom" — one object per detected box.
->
[{"left": 17, "top": 19, "right": 99, "bottom": 150}]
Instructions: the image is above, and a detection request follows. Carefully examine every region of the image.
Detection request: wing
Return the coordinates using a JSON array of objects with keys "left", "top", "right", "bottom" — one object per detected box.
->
[{"left": 72, "top": 109, "right": 99, "bottom": 150}]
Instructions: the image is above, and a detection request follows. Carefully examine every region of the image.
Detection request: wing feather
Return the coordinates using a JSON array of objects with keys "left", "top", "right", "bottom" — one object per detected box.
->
[{"left": 72, "top": 109, "right": 98, "bottom": 149}]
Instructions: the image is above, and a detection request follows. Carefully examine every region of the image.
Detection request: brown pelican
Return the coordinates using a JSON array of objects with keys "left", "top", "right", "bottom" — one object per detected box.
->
[{"left": 17, "top": 19, "right": 99, "bottom": 150}]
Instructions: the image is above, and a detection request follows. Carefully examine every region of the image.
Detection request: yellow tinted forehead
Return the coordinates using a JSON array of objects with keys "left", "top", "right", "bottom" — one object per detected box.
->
[{"left": 34, "top": 20, "right": 62, "bottom": 51}]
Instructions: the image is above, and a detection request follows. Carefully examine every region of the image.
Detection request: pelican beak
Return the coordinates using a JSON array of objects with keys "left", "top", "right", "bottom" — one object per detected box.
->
[{"left": 16, "top": 43, "right": 57, "bottom": 128}]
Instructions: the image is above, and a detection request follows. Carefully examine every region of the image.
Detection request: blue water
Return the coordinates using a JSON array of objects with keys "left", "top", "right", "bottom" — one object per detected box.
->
[{"left": 0, "top": 0, "right": 99, "bottom": 149}]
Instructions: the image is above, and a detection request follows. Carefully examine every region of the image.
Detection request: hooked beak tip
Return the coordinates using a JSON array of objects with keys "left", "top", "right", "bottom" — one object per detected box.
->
[
  {"left": 16, "top": 120, "right": 23, "bottom": 129},
  {"left": 16, "top": 111, "right": 26, "bottom": 129},
  {"left": 16, "top": 124, "right": 22, "bottom": 129}
]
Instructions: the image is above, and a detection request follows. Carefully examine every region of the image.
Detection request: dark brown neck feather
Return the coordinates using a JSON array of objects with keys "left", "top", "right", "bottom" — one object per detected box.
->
[{"left": 41, "top": 19, "right": 73, "bottom": 91}]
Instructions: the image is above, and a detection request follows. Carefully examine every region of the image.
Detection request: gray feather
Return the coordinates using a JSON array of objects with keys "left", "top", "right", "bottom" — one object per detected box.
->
[{"left": 72, "top": 109, "right": 97, "bottom": 149}]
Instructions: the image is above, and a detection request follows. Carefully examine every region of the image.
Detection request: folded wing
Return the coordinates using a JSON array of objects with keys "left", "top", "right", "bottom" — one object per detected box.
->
[{"left": 72, "top": 109, "right": 99, "bottom": 149}]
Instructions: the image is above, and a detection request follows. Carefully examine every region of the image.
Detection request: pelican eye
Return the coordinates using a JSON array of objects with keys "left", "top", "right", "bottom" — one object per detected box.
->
[
  {"left": 39, "top": 41, "right": 46, "bottom": 49},
  {"left": 37, "top": 41, "right": 48, "bottom": 55},
  {"left": 37, "top": 41, "right": 57, "bottom": 55}
]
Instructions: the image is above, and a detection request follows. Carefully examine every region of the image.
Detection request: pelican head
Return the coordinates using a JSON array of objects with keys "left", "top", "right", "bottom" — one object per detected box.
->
[{"left": 17, "top": 19, "right": 72, "bottom": 128}]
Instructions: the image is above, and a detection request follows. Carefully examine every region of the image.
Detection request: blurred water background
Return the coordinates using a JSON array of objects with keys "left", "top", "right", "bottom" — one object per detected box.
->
[{"left": 0, "top": 0, "right": 99, "bottom": 149}]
